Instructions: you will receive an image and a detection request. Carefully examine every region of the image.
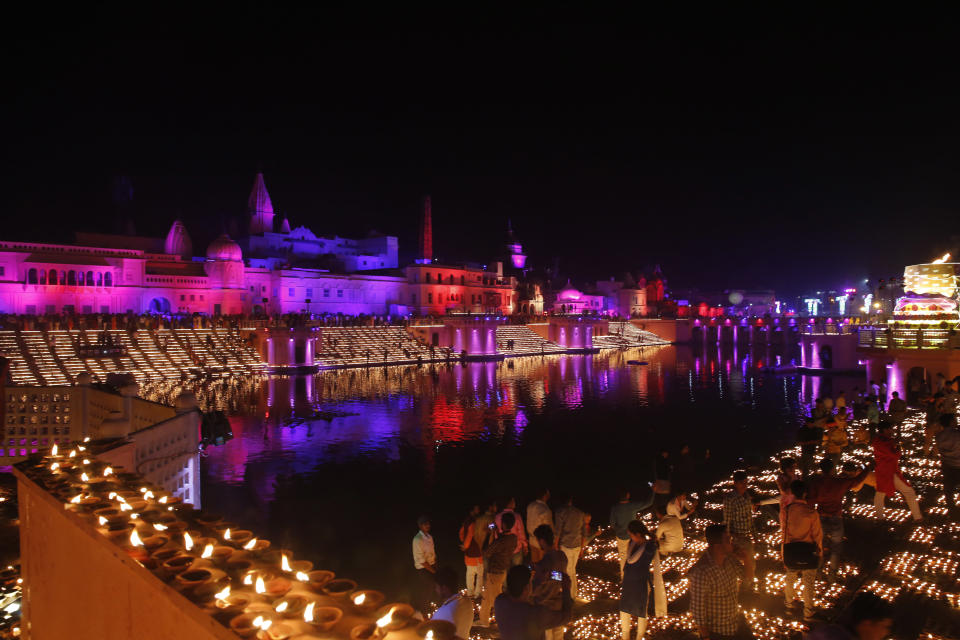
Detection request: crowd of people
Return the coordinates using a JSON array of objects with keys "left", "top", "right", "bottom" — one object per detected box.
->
[{"left": 406, "top": 390, "right": 960, "bottom": 640}]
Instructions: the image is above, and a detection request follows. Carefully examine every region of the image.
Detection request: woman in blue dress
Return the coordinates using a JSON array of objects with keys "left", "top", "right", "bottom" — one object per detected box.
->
[{"left": 620, "top": 520, "right": 658, "bottom": 640}]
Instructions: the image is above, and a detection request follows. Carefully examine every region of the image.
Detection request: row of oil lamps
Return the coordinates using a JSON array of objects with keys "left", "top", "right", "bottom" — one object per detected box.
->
[{"left": 26, "top": 443, "right": 458, "bottom": 640}]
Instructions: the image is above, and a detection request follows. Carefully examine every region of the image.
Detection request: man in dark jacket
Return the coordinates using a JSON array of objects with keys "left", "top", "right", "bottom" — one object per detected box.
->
[
  {"left": 477, "top": 511, "right": 518, "bottom": 627},
  {"left": 495, "top": 564, "right": 571, "bottom": 640}
]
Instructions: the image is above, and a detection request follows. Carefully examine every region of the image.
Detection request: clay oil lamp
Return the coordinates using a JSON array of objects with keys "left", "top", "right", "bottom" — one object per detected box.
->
[
  {"left": 242, "top": 537, "right": 271, "bottom": 555},
  {"left": 103, "top": 520, "right": 135, "bottom": 542},
  {"left": 195, "top": 511, "right": 223, "bottom": 528},
  {"left": 210, "top": 545, "right": 234, "bottom": 566},
  {"left": 350, "top": 590, "right": 385, "bottom": 613},
  {"left": 263, "top": 575, "right": 293, "bottom": 599},
  {"left": 157, "top": 494, "right": 182, "bottom": 507},
  {"left": 229, "top": 613, "right": 262, "bottom": 639},
  {"left": 350, "top": 623, "right": 377, "bottom": 640},
  {"left": 140, "top": 533, "right": 169, "bottom": 553},
  {"left": 226, "top": 557, "right": 254, "bottom": 580},
  {"left": 150, "top": 547, "right": 181, "bottom": 564},
  {"left": 125, "top": 529, "right": 149, "bottom": 562},
  {"left": 174, "top": 567, "right": 214, "bottom": 594},
  {"left": 321, "top": 578, "right": 358, "bottom": 599},
  {"left": 303, "top": 602, "right": 343, "bottom": 632},
  {"left": 213, "top": 522, "right": 238, "bottom": 538},
  {"left": 304, "top": 570, "right": 335, "bottom": 593},
  {"left": 225, "top": 529, "right": 254, "bottom": 548},
  {"left": 272, "top": 594, "right": 310, "bottom": 619},
  {"left": 213, "top": 586, "right": 259, "bottom": 617},
  {"left": 374, "top": 604, "right": 415, "bottom": 632},
  {"left": 261, "top": 620, "right": 296, "bottom": 640},
  {"left": 161, "top": 554, "right": 196, "bottom": 579},
  {"left": 416, "top": 620, "right": 456, "bottom": 640}
]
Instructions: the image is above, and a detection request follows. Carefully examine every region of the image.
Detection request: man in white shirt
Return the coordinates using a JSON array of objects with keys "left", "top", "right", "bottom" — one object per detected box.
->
[
  {"left": 431, "top": 567, "right": 474, "bottom": 639},
  {"left": 412, "top": 516, "right": 437, "bottom": 615},
  {"left": 665, "top": 492, "right": 697, "bottom": 520},
  {"left": 526, "top": 488, "right": 553, "bottom": 563},
  {"left": 655, "top": 508, "right": 684, "bottom": 556}
]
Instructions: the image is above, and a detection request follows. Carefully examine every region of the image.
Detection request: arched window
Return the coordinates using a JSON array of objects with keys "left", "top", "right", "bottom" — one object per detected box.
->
[
  {"left": 425, "top": 273, "right": 431, "bottom": 284},
  {"left": 48, "top": 270, "right": 57, "bottom": 285},
  {"left": 67, "top": 271, "right": 77, "bottom": 286},
  {"left": 104, "top": 272, "right": 112, "bottom": 287},
  {"left": 59, "top": 271, "right": 65, "bottom": 285},
  {"left": 96, "top": 273, "right": 102, "bottom": 286},
  {"left": 86, "top": 271, "right": 94, "bottom": 286},
  {"left": 38, "top": 270, "right": 46, "bottom": 285},
  {"left": 27, "top": 268, "right": 37, "bottom": 284}
]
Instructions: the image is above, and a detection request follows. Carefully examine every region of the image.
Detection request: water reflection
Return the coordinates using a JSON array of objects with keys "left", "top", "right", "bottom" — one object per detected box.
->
[{"left": 135, "top": 343, "right": 864, "bottom": 595}]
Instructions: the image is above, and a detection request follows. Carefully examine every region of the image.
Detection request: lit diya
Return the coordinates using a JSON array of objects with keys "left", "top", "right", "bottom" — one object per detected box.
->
[
  {"left": 174, "top": 568, "right": 214, "bottom": 590},
  {"left": 302, "top": 602, "right": 343, "bottom": 632},
  {"left": 373, "top": 604, "right": 415, "bottom": 631},
  {"left": 349, "top": 623, "right": 377, "bottom": 640},
  {"left": 350, "top": 590, "right": 385, "bottom": 613},
  {"left": 272, "top": 594, "right": 309, "bottom": 619},
  {"left": 416, "top": 620, "right": 457, "bottom": 640},
  {"left": 229, "top": 613, "right": 262, "bottom": 639}
]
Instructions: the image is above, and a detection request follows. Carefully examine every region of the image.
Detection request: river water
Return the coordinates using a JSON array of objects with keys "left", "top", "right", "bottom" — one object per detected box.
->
[{"left": 189, "top": 344, "right": 856, "bottom": 598}]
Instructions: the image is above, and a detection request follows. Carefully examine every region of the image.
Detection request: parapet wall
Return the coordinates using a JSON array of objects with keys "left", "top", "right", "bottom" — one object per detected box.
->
[{"left": 15, "top": 468, "right": 234, "bottom": 640}]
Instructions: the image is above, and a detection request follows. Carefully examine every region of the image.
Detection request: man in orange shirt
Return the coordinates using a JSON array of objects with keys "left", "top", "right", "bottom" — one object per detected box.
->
[{"left": 782, "top": 480, "right": 822, "bottom": 622}]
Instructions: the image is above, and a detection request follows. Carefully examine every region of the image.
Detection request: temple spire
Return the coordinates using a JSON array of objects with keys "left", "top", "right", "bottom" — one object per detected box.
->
[
  {"left": 417, "top": 195, "right": 433, "bottom": 264},
  {"left": 248, "top": 172, "right": 275, "bottom": 235}
]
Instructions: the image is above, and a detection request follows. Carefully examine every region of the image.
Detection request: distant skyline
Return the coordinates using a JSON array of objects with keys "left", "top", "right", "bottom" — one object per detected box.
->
[{"left": 4, "top": 20, "right": 960, "bottom": 297}]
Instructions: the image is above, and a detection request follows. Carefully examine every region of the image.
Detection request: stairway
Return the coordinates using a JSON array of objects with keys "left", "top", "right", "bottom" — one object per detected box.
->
[
  {"left": 314, "top": 326, "right": 448, "bottom": 367},
  {"left": 18, "top": 330, "right": 69, "bottom": 385},
  {"left": 495, "top": 325, "right": 565, "bottom": 356},
  {"left": 0, "top": 331, "right": 40, "bottom": 385}
]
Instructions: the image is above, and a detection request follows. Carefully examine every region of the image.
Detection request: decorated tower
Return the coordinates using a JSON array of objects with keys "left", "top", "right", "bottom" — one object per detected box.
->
[
  {"left": 248, "top": 172, "right": 275, "bottom": 235},
  {"left": 416, "top": 195, "right": 432, "bottom": 264},
  {"left": 505, "top": 219, "right": 527, "bottom": 269}
]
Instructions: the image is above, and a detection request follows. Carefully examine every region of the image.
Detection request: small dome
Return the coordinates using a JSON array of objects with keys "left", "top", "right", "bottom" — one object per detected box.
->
[
  {"left": 558, "top": 288, "right": 582, "bottom": 301},
  {"left": 206, "top": 234, "right": 243, "bottom": 261}
]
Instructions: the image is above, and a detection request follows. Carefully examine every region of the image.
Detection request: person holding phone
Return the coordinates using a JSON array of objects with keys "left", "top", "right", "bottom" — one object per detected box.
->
[
  {"left": 619, "top": 520, "right": 660, "bottom": 640},
  {"left": 530, "top": 525, "right": 568, "bottom": 640}
]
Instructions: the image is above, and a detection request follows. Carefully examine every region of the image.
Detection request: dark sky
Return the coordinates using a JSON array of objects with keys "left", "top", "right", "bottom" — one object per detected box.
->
[{"left": 4, "top": 16, "right": 960, "bottom": 297}]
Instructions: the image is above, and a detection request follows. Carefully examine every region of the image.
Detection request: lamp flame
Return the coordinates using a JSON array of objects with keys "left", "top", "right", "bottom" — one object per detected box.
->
[
  {"left": 184, "top": 532, "right": 194, "bottom": 551},
  {"left": 353, "top": 593, "right": 366, "bottom": 605},
  {"left": 83, "top": 436, "right": 90, "bottom": 442},
  {"left": 214, "top": 585, "right": 230, "bottom": 600},
  {"left": 51, "top": 444, "right": 58, "bottom": 457},
  {"left": 144, "top": 491, "right": 154, "bottom": 500},
  {"left": 201, "top": 543, "right": 214, "bottom": 559},
  {"left": 159, "top": 496, "right": 168, "bottom": 504},
  {"left": 281, "top": 553, "right": 292, "bottom": 572},
  {"left": 82, "top": 459, "right": 90, "bottom": 465},
  {"left": 103, "top": 467, "right": 113, "bottom": 477},
  {"left": 303, "top": 601, "right": 315, "bottom": 623},
  {"left": 377, "top": 606, "right": 398, "bottom": 629},
  {"left": 426, "top": 631, "right": 434, "bottom": 640},
  {"left": 130, "top": 530, "right": 143, "bottom": 547},
  {"left": 80, "top": 472, "right": 89, "bottom": 482},
  {"left": 223, "top": 528, "right": 231, "bottom": 540},
  {"left": 153, "top": 523, "right": 167, "bottom": 531},
  {"left": 255, "top": 576, "right": 266, "bottom": 594},
  {"left": 69, "top": 494, "right": 82, "bottom": 504},
  {"left": 252, "top": 615, "right": 264, "bottom": 628},
  {"left": 49, "top": 463, "right": 59, "bottom": 472},
  {"left": 244, "top": 537, "right": 257, "bottom": 550},
  {"left": 296, "top": 571, "right": 309, "bottom": 582},
  {"left": 119, "top": 502, "right": 132, "bottom": 512},
  {"left": 933, "top": 253, "right": 951, "bottom": 264},
  {"left": 68, "top": 449, "right": 77, "bottom": 458},
  {"left": 98, "top": 516, "right": 108, "bottom": 526},
  {"left": 275, "top": 601, "right": 289, "bottom": 613}
]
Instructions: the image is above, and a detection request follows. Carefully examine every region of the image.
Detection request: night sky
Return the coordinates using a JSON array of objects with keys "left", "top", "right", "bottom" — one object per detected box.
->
[{"left": 4, "top": 18, "right": 960, "bottom": 297}]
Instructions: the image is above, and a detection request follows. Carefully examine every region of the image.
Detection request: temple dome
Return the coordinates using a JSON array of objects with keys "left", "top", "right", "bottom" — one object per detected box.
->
[
  {"left": 206, "top": 234, "right": 243, "bottom": 262},
  {"left": 164, "top": 220, "right": 193, "bottom": 259},
  {"left": 558, "top": 287, "right": 583, "bottom": 301}
]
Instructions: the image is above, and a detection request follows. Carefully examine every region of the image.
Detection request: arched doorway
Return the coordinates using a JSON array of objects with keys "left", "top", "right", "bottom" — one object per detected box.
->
[
  {"left": 148, "top": 297, "right": 172, "bottom": 314},
  {"left": 907, "top": 366, "right": 928, "bottom": 404}
]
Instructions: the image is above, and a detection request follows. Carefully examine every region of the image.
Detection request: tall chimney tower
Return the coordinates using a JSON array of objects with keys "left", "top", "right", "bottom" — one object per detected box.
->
[{"left": 417, "top": 195, "right": 433, "bottom": 264}]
